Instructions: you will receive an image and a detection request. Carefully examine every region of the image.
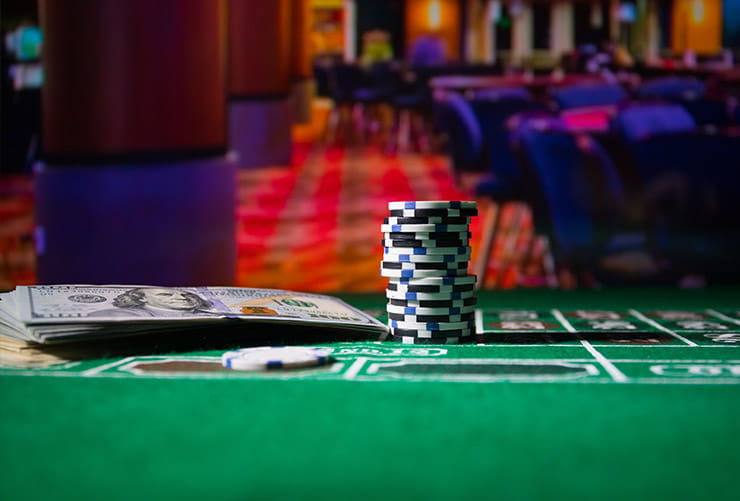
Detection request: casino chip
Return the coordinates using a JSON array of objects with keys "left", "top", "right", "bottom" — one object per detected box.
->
[
  {"left": 390, "top": 327, "right": 475, "bottom": 338},
  {"left": 386, "top": 231, "right": 471, "bottom": 240},
  {"left": 389, "top": 208, "right": 478, "bottom": 217},
  {"left": 381, "top": 268, "right": 469, "bottom": 278},
  {"left": 387, "top": 335, "right": 472, "bottom": 345},
  {"left": 389, "top": 319, "right": 475, "bottom": 330},
  {"left": 384, "top": 216, "right": 470, "bottom": 225},
  {"left": 383, "top": 239, "right": 469, "bottom": 248},
  {"left": 386, "top": 304, "right": 476, "bottom": 315},
  {"left": 393, "top": 275, "right": 477, "bottom": 284},
  {"left": 381, "top": 261, "right": 468, "bottom": 270},
  {"left": 385, "top": 290, "right": 476, "bottom": 301},
  {"left": 387, "top": 253, "right": 471, "bottom": 263},
  {"left": 386, "top": 282, "right": 474, "bottom": 292},
  {"left": 221, "top": 346, "right": 333, "bottom": 371},
  {"left": 388, "top": 312, "right": 475, "bottom": 323},
  {"left": 388, "top": 297, "right": 477, "bottom": 308},
  {"left": 384, "top": 246, "right": 471, "bottom": 255},
  {"left": 381, "top": 223, "right": 470, "bottom": 232},
  {"left": 388, "top": 201, "right": 477, "bottom": 210},
  {"left": 382, "top": 201, "right": 478, "bottom": 344}
]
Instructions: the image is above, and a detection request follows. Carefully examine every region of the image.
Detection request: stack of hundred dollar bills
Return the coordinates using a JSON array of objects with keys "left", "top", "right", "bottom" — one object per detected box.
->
[{"left": 0, "top": 285, "right": 389, "bottom": 366}]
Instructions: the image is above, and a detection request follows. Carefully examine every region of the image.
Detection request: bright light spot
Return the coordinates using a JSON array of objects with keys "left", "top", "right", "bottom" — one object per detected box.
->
[
  {"left": 691, "top": 0, "right": 705, "bottom": 22},
  {"left": 428, "top": 0, "right": 442, "bottom": 30}
]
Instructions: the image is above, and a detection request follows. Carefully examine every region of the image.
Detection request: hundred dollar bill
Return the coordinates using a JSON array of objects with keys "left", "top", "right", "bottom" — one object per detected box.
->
[{"left": 0, "top": 285, "right": 389, "bottom": 343}]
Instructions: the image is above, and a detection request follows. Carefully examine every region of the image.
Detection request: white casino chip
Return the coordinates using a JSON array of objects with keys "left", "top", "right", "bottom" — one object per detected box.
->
[
  {"left": 384, "top": 246, "right": 471, "bottom": 256},
  {"left": 389, "top": 274, "right": 478, "bottom": 285},
  {"left": 382, "top": 252, "right": 471, "bottom": 263},
  {"left": 381, "top": 224, "right": 470, "bottom": 233},
  {"left": 388, "top": 336, "right": 469, "bottom": 345},
  {"left": 381, "top": 268, "right": 469, "bottom": 278},
  {"left": 388, "top": 201, "right": 477, "bottom": 210},
  {"left": 222, "top": 346, "right": 333, "bottom": 371}
]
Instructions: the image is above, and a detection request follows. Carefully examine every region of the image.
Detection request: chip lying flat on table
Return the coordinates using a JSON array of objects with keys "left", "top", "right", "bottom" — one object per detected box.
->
[{"left": 221, "top": 346, "right": 333, "bottom": 371}]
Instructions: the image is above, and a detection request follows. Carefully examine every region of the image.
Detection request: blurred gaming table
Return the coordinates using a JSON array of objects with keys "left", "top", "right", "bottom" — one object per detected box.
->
[{"left": 1, "top": 287, "right": 739, "bottom": 501}]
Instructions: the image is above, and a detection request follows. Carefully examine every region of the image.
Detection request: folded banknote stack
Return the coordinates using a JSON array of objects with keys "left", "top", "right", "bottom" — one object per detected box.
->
[{"left": 0, "top": 285, "right": 389, "bottom": 366}]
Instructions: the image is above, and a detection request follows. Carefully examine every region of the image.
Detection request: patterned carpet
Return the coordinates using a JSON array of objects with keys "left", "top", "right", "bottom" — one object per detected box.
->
[{"left": 0, "top": 144, "right": 538, "bottom": 292}]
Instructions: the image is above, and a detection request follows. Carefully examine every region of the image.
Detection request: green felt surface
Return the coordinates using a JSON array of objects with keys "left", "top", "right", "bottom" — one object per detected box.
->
[{"left": 1, "top": 287, "right": 739, "bottom": 501}]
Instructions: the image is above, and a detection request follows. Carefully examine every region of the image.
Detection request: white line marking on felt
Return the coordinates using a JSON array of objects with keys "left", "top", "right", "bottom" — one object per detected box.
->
[
  {"left": 81, "top": 357, "right": 135, "bottom": 377},
  {"left": 579, "top": 339, "right": 629, "bottom": 383},
  {"left": 2, "top": 370, "right": 736, "bottom": 384},
  {"left": 551, "top": 309, "right": 577, "bottom": 332},
  {"left": 628, "top": 309, "right": 698, "bottom": 346},
  {"left": 343, "top": 358, "right": 366, "bottom": 379},
  {"left": 588, "top": 344, "right": 737, "bottom": 348},
  {"left": 706, "top": 309, "right": 740, "bottom": 326}
]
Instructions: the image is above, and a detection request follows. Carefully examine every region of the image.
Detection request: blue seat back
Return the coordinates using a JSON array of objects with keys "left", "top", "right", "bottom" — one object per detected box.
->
[
  {"left": 612, "top": 103, "right": 696, "bottom": 142},
  {"left": 433, "top": 92, "right": 483, "bottom": 173},
  {"left": 473, "top": 86, "right": 530, "bottom": 101},
  {"left": 552, "top": 82, "right": 628, "bottom": 110},
  {"left": 637, "top": 76, "right": 706, "bottom": 101}
]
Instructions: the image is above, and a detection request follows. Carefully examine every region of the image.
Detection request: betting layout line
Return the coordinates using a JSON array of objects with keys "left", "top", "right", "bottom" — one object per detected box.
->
[
  {"left": 628, "top": 309, "right": 698, "bottom": 346},
  {"left": 476, "top": 343, "right": 736, "bottom": 348},
  {"left": 81, "top": 356, "right": 136, "bottom": 377},
  {"left": 343, "top": 357, "right": 367, "bottom": 380},
  {"left": 706, "top": 309, "right": 740, "bottom": 326},
  {"left": 550, "top": 309, "right": 629, "bottom": 383}
]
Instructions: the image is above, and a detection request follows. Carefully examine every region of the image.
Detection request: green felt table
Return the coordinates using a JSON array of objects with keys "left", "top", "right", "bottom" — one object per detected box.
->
[{"left": 1, "top": 287, "right": 739, "bottom": 501}]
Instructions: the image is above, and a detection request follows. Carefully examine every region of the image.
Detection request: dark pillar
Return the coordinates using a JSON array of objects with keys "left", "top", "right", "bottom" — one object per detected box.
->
[
  {"left": 290, "top": 0, "right": 314, "bottom": 124},
  {"left": 228, "top": 0, "right": 293, "bottom": 168},
  {"left": 36, "top": 0, "right": 236, "bottom": 286}
]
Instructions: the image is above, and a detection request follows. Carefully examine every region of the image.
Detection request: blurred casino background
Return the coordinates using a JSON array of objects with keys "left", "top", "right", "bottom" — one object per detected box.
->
[{"left": 1, "top": 0, "right": 739, "bottom": 292}]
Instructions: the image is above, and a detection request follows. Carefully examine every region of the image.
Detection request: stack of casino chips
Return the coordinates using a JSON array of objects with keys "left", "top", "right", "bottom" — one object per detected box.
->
[{"left": 381, "top": 201, "right": 477, "bottom": 344}]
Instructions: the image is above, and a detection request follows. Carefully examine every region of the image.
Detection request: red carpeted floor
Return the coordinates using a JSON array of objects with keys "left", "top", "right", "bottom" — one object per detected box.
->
[{"left": 0, "top": 144, "right": 538, "bottom": 292}]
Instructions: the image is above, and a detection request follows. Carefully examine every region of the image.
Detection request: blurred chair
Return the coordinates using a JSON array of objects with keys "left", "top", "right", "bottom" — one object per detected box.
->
[
  {"left": 636, "top": 76, "right": 706, "bottom": 101},
  {"left": 611, "top": 102, "right": 695, "bottom": 142},
  {"left": 313, "top": 62, "right": 332, "bottom": 98},
  {"left": 511, "top": 120, "right": 663, "bottom": 285},
  {"left": 470, "top": 99, "right": 550, "bottom": 288},
  {"left": 432, "top": 91, "right": 486, "bottom": 183},
  {"left": 324, "top": 63, "right": 365, "bottom": 143},
  {"left": 618, "top": 130, "right": 740, "bottom": 281},
  {"left": 433, "top": 92, "right": 511, "bottom": 287},
  {"left": 551, "top": 82, "right": 629, "bottom": 110},
  {"left": 390, "top": 86, "right": 433, "bottom": 152},
  {"left": 678, "top": 99, "right": 732, "bottom": 127},
  {"left": 472, "top": 97, "right": 548, "bottom": 184},
  {"left": 352, "top": 61, "right": 404, "bottom": 141},
  {"left": 609, "top": 102, "right": 697, "bottom": 231},
  {"left": 473, "top": 86, "right": 530, "bottom": 102},
  {"left": 636, "top": 76, "right": 729, "bottom": 128}
]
